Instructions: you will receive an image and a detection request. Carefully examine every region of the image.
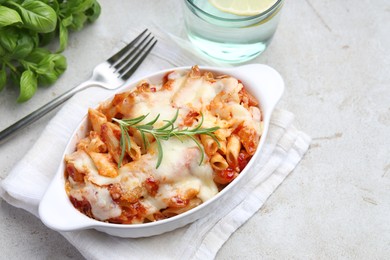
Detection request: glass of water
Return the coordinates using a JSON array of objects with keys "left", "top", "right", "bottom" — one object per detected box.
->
[{"left": 183, "top": 0, "right": 284, "bottom": 63}]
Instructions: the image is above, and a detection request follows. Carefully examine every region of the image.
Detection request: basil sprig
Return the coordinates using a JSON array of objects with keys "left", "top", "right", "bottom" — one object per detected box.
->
[{"left": 0, "top": 0, "right": 101, "bottom": 102}]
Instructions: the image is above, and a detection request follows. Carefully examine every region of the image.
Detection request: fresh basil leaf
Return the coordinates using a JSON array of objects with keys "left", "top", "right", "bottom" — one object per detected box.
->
[
  {"left": 45, "top": 0, "right": 60, "bottom": 13},
  {"left": 0, "top": 67, "right": 6, "bottom": 92},
  {"left": 31, "top": 30, "right": 39, "bottom": 46},
  {"left": 37, "top": 53, "right": 67, "bottom": 73},
  {"left": 0, "top": 43, "right": 6, "bottom": 57},
  {"left": 35, "top": 61, "right": 54, "bottom": 76},
  {"left": 25, "top": 47, "right": 50, "bottom": 63},
  {"left": 35, "top": 53, "right": 66, "bottom": 85},
  {"left": 69, "top": 12, "right": 87, "bottom": 31},
  {"left": 0, "top": 0, "right": 101, "bottom": 102},
  {"left": 61, "top": 15, "right": 73, "bottom": 27},
  {"left": 38, "top": 31, "right": 55, "bottom": 46},
  {"left": 0, "top": 27, "right": 18, "bottom": 53},
  {"left": 11, "top": 30, "right": 35, "bottom": 59},
  {"left": 10, "top": 0, "right": 57, "bottom": 33},
  {"left": 8, "top": 66, "right": 21, "bottom": 86},
  {"left": 0, "top": 27, "right": 35, "bottom": 59},
  {"left": 35, "top": 60, "right": 53, "bottom": 75},
  {"left": 85, "top": 1, "right": 101, "bottom": 22},
  {"left": 85, "top": 1, "right": 101, "bottom": 23},
  {"left": 56, "top": 56, "right": 67, "bottom": 72},
  {"left": 65, "top": 0, "right": 95, "bottom": 14},
  {"left": 17, "top": 69, "right": 37, "bottom": 102},
  {"left": 58, "top": 20, "right": 68, "bottom": 52},
  {"left": 38, "top": 70, "right": 58, "bottom": 85},
  {"left": 0, "top": 6, "right": 22, "bottom": 27}
]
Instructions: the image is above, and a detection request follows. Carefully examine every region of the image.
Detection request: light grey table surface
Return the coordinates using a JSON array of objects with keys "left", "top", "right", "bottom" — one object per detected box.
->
[{"left": 1, "top": 0, "right": 389, "bottom": 259}]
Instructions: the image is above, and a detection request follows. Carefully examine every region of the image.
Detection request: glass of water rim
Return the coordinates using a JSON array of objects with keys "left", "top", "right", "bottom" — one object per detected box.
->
[{"left": 184, "top": 0, "right": 284, "bottom": 63}]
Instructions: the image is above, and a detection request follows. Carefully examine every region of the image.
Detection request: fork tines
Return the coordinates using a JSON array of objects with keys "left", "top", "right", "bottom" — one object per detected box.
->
[{"left": 108, "top": 29, "right": 157, "bottom": 80}]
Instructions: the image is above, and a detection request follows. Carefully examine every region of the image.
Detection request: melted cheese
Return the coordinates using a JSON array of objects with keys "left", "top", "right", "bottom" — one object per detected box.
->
[
  {"left": 69, "top": 183, "right": 121, "bottom": 220},
  {"left": 119, "top": 138, "right": 218, "bottom": 214},
  {"left": 128, "top": 90, "right": 178, "bottom": 128},
  {"left": 67, "top": 137, "right": 218, "bottom": 220},
  {"left": 65, "top": 150, "right": 115, "bottom": 186},
  {"left": 124, "top": 74, "right": 188, "bottom": 127},
  {"left": 173, "top": 76, "right": 238, "bottom": 112}
]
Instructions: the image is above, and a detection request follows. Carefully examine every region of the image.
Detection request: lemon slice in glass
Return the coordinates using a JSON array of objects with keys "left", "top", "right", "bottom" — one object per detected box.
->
[{"left": 208, "top": 0, "right": 278, "bottom": 16}]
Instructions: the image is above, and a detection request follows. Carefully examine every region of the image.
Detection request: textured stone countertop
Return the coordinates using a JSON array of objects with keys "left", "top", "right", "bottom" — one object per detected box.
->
[{"left": 1, "top": 0, "right": 389, "bottom": 259}]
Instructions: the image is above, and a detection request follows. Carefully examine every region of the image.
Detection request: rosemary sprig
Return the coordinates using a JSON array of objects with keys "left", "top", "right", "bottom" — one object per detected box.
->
[{"left": 112, "top": 110, "right": 220, "bottom": 169}]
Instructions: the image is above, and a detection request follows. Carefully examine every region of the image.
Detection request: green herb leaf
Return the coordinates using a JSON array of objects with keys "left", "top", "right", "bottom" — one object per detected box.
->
[
  {"left": 0, "top": 0, "right": 101, "bottom": 102},
  {"left": 24, "top": 47, "right": 50, "bottom": 63},
  {"left": 45, "top": 0, "right": 60, "bottom": 14},
  {"left": 0, "top": 27, "right": 18, "bottom": 54},
  {"left": 61, "top": 15, "right": 73, "bottom": 27},
  {"left": 38, "top": 30, "right": 55, "bottom": 46},
  {"left": 66, "top": 0, "right": 95, "bottom": 14},
  {"left": 85, "top": 1, "right": 101, "bottom": 22},
  {"left": 0, "top": 6, "right": 22, "bottom": 28},
  {"left": 68, "top": 12, "right": 87, "bottom": 31},
  {"left": 0, "top": 67, "right": 6, "bottom": 92},
  {"left": 12, "top": 30, "right": 36, "bottom": 59},
  {"left": 187, "top": 135, "right": 205, "bottom": 166},
  {"left": 0, "top": 42, "right": 5, "bottom": 57},
  {"left": 113, "top": 110, "right": 220, "bottom": 169},
  {"left": 17, "top": 69, "right": 37, "bottom": 102},
  {"left": 35, "top": 53, "right": 67, "bottom": 85},
  {"left": 10, "top": 0, "right": 57, "bottom": 33},
  {"left": 0, "top": 27, "right": 36, "bottom": 59},
  {"left": 155, "top": 138, "right": 163, "bottom": 169},
  {"left": 58, "top": 20, "right": 68, "bottom": 52}
]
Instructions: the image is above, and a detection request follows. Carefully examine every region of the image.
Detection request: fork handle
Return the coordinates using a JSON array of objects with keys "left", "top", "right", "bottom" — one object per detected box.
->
[{"left": 0, "top": 81, "right": 92, "bottom": 144}]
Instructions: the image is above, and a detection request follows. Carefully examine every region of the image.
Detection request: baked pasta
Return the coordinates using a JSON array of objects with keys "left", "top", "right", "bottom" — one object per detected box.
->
[{"left": 65, "top": 65, "right": 263, "bottom": 224}]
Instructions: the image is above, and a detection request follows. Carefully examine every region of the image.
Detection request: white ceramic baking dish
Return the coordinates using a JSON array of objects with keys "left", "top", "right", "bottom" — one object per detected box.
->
[{"left": 39, "top": 64, "right": 284, "bottom": 238}]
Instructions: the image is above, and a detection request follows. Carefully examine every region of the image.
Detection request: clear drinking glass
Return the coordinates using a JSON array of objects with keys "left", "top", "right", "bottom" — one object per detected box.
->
[{"left": 183, "top": 0, "right": 284, "bottom": 63}]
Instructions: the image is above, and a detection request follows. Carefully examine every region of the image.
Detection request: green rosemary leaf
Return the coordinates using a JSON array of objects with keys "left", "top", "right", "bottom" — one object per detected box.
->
[
  {"left": 113, "top": 109, "right": 220, "bottom": 169},
  {"left": 140, "top": 131, "right": 148, "bottom": 149},
  {"left": 116, "top": 114, "right": 148, "bottom": 126},
  {"left": 187, "top": 135, "right": 205, "bottom": 166},
  {"left": 157, "top": 110, "right": 179, "bottom": 131},
  {"left": 145, "top": 113, "right": 160, "bottom": 126},
  {"left": 155, "top": 137, "right": 163, "bottom": 169},
  {"left": 204, "top": 132, "right": 221, "bottom": 148}
]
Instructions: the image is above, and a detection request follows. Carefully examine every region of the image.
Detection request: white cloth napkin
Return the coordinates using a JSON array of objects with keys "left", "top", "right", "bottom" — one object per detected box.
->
[{"left": 0, "top": 28, "right": 311, "bottom": 260}]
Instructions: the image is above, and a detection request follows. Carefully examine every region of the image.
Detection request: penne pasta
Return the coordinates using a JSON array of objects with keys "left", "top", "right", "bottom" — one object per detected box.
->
[
  {"left": 77, "top": 131, "right": 107, "bottom": 153},
  {"left": 100, "top": 122, "right": 122, "bottom": 164},
  {"left": 88, "top": 108, "right": 107, "bottom": 134},
  {"left": 126, "top": 135, "right": 141, "bottom": 161},
  {"left": 210, "top": 152, "right": 229, "bottom": 171},
  {"left": 217, "top": 140, "right": 227, "bottom": 155},
  {"left": 130, "top": 128, "right": 154, "bottom": 154},
  {"left": 88, "top": 152, "right": 118, "bottom": 178},
  {"left": 88, "top": 131, "right": 108, "bottom": 153},
  {"left": 214, "top": 128, "right": 232, "bottom": 141},
  {"left": 200, "top": 134, "right": 219, "bottom": 156},
  {"left": 226, "top": 134, "right": 241, "bottom": 167},
  {"left": 236, "top": 123, "right": 258, "bottom": 156}
]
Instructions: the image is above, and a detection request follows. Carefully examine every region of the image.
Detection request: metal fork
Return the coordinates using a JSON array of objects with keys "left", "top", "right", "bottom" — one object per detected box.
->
[{"left": 0, "top": 29, "right": 157, "bottom": 144}]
